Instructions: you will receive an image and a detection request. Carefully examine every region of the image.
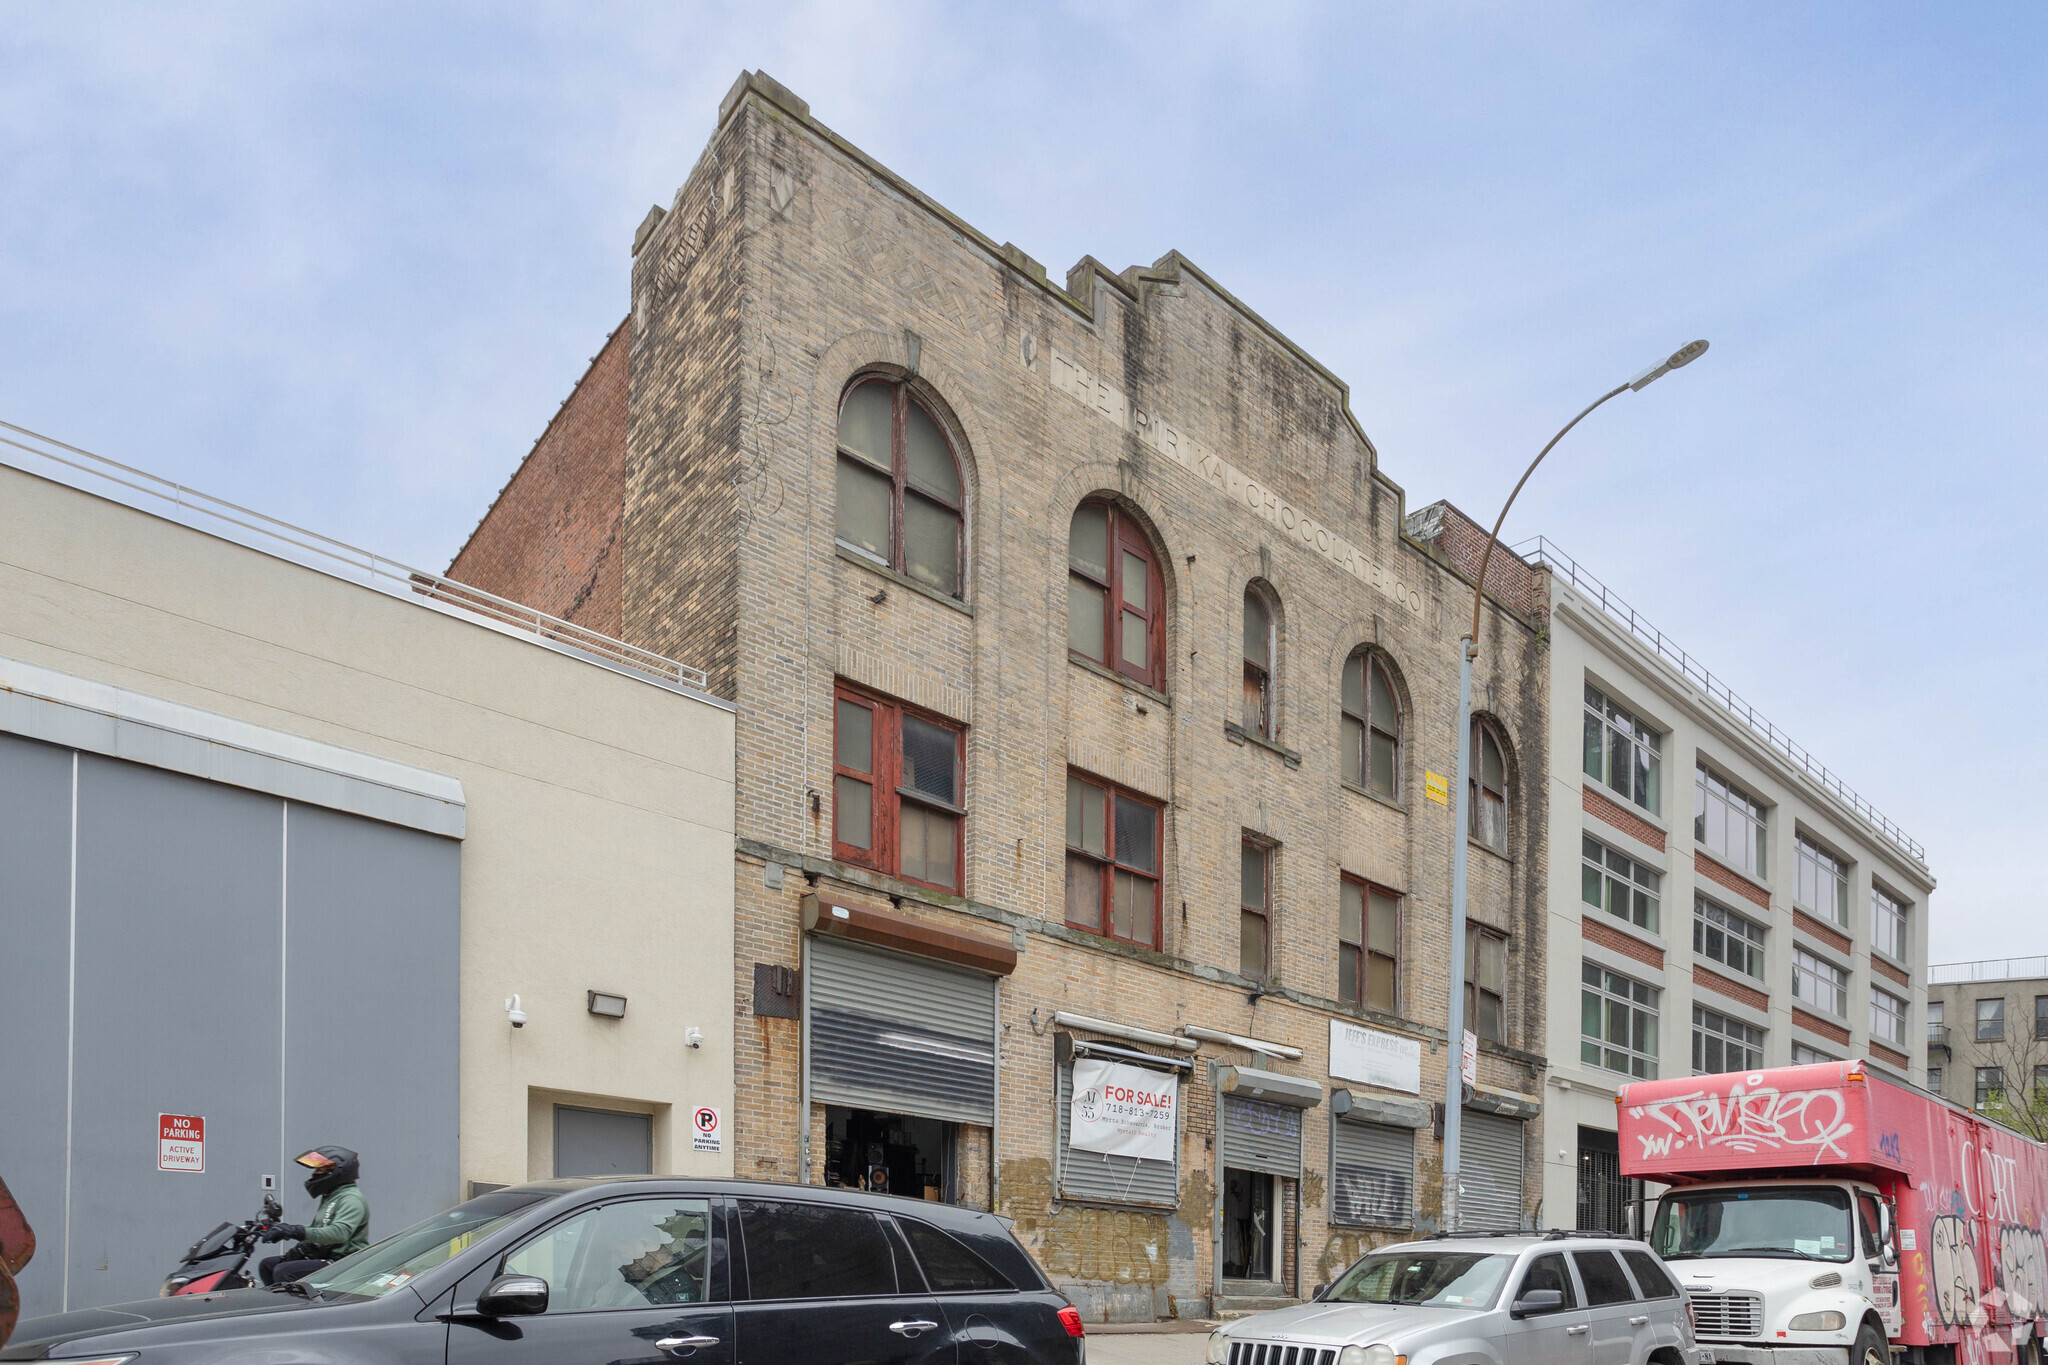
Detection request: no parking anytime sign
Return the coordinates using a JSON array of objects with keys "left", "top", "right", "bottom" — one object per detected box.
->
[
  {"left": 159, "top": 1114, "right": 205, "bottom": 1172},
  {"left": 691, "top": 1106, "right": 722, "bottom": 1154}
]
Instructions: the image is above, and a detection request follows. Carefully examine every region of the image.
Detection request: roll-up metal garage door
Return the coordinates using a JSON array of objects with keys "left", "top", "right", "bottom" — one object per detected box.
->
[
  {"left": 807, "top": 936, "right": 996, "bottom": 1125},
  {"left": 1220, "top": 1097, "right": 1304, "bottom": 1178},
  {"left": 1056, "top": 1065, "right": 1178, "bottom": 1207},
  {"left": 1331, "top": 1120, "right": 1414, "bottom": 1227},
  {"left": 1459, "top": 1109, "right": 1526, "bottom": 1231}
]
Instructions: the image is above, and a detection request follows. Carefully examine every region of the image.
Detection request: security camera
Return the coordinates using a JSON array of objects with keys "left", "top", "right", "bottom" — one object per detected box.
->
[
  {"left": 684, "top": 1027, "right": 703, "bottom": 1050},
  {"left": 506, "top": 994, "right": 527, "bottom": 1028}
]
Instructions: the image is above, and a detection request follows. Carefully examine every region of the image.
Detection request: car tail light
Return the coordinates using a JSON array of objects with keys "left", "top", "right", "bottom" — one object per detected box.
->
[{"left": 1059, "top": 1305, "right": 1086, "bottom": 1337}]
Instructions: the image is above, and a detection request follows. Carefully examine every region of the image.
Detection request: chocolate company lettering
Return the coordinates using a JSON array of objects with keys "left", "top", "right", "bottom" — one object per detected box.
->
[{"left": 1041, "top": 346, "right": 1424, "bottom": 616}]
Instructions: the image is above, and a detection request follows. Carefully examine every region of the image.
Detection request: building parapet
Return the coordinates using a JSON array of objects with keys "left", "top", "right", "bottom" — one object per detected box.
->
[
  {"left": 0, "top": 417, "right": 712, "bottom": 696},
  {"left": 1931, "top": 957, "right": 2048, "bottom": 985}
]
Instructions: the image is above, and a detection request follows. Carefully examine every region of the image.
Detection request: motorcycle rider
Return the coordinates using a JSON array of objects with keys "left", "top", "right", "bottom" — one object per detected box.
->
[{"left": 258, "top": 1146, "right": 369, "bottom": 1286}]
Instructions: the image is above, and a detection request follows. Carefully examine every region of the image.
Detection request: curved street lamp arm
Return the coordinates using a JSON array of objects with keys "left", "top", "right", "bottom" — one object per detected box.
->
[{"left": 1465, "top": 382, "right": 1631, "bottom": 648}]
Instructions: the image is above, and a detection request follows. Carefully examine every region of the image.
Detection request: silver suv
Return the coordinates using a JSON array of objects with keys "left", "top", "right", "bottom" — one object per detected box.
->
[{"left": 1205, "top": 1232, "right": 1711, "bottom": 1365}]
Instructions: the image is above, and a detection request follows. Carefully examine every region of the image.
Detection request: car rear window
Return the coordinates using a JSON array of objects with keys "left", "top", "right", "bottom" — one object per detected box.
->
[
  {"left": 1622, "top": 1249, "right": 1678, "bottom": 1299},
  {"left": 1572, "top": 1249, "right": 1637, "bottom": 1306},
  {"left": 899, "top": 1218, "right": 1012, "bottom": 1292},
  {"left": 738, "top": 1200, "right": 896, "bottom": 1300}
]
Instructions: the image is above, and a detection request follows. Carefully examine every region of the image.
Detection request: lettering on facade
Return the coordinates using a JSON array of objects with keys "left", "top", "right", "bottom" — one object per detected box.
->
[{"left": 1041, "top": 347, "right": 1424, "bottom": 616}]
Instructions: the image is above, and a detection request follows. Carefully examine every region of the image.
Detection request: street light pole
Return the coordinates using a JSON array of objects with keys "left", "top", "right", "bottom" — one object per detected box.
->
[{"left": 1441, "top": 339, "right": 1707, "bottom": 1233}]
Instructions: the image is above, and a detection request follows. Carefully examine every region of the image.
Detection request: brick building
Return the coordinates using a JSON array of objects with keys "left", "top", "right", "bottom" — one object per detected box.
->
[{"left": 450, "top": 70, "right": 1552, "bottom": 1318}]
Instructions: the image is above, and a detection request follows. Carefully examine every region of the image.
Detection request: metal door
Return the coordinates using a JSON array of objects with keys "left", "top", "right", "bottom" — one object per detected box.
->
[
  {"left": 554, "top": 1106, "right": 652, "bottom": 1177},
  {"left": 1459, "top": 1109, "right": 1526, "bottom": 1230},
  {"left": 1331, "top": 1119, "right": 1414, "bottom": 1227},
  {"left": 808, "top": 938, "right": 996, "bottom": 1125},
  {"left": 1220, "top": 1098, "right": 1303, "bottom": 1178}
]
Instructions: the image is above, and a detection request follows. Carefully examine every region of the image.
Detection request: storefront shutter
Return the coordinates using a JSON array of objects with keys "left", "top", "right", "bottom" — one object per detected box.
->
[
  {"left": 1056, "top": 1064, "right": 1178, "bottom": 1207},
  {"left": 1220, "top": 1096, "right": 1303, "bottom": 1178},
  {"left": 1331, "top": 1120, "right": 1414, "bottom": 1226},
  {"left": 1458, "top": 1109, "right": 1526, "bottom": 1231},
  {"left": 807, "top": 936, "right": 996, "bottom": 1125}
]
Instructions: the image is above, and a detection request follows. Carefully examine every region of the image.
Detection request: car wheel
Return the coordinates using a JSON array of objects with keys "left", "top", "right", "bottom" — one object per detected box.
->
[{"left": 1851, "top": 1320, "right": 1887, "bottom": 1365}]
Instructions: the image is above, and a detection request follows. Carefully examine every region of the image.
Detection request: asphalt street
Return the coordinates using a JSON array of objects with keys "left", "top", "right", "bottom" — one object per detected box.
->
[{"left": 1084, "top": 1329, "right": 1215, "bottom": 1365}]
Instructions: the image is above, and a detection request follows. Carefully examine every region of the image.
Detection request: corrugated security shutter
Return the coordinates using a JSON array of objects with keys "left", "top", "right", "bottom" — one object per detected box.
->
[
  {"left": 1057, "top": 1065, "right": 1178, "bottom": 1207},
  {"left": 807, "top": 936, "right": 996, "bottom": 1125},
  {"left": 1459, "top": 1110, "right": 1526, "bottom": 1231},
  {"left": 1220, "top": 1097, "right": 1303, "bottom": 1178},
  {"left": 1331, "top": 1120, "right": 1414, "bottom": 1226}
]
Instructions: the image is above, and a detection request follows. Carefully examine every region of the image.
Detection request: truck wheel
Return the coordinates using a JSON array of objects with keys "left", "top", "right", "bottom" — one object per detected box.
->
[{"left": 1850, "top": 1321, "right": 1887, "bottom": 1365}]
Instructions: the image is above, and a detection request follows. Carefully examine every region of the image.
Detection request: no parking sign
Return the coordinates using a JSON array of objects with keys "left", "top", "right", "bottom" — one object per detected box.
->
[
  {"left": 158, "top": 1114, "right": 205, "bottom": 1172},
  {"left": 691, "top": 1106, "right": 722, "bottom": 1154}
]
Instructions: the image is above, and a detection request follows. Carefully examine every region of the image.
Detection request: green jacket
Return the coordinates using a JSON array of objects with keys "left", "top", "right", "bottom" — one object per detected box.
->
[{"left": 301, "top": 1182, "right": 370, "bottom": 1256}]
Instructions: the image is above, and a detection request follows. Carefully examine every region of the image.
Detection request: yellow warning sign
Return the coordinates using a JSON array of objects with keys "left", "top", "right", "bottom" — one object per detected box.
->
[{"left": 1424, "top": 771, "right": 1449, "bottom": 806}]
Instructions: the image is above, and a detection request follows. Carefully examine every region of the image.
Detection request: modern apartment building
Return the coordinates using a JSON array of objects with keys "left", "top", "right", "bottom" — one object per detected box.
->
[
  {"left": 1926, "top": 957, "right": 2048, "bottom": 1140},
  {"left": 1518, "top": 534, "right": 1935, "bottom": 1230},
  {"left": 450, "top": 71, "right": 1555, "bottom": 1318}
]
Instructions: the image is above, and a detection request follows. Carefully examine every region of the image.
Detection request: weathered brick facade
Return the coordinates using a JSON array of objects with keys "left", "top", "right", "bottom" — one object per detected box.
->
[{"left": 452, "top": 71, "right": 1553, "bottom": 1319}]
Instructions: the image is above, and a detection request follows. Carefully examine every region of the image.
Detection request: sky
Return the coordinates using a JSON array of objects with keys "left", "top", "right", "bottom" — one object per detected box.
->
[{"left": 3, "top": 3, "right": 2043, "bottom": 961}]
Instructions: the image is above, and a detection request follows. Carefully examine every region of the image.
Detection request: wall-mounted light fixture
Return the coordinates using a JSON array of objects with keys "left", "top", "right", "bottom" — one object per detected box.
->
[{"left": 587, "top": 991, "right": 627, "bottom": 1019}]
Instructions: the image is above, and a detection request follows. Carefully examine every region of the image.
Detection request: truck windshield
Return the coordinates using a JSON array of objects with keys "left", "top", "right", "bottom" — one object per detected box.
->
[
  {"left": 1651, "top": 1187, "right": 1854, "bottom": 1263},
  {"left": 1324, "top": 1251, "right": 1511, "bottom": 1310}
]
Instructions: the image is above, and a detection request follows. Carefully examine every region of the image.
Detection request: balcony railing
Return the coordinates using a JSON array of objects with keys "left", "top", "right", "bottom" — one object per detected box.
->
[
  {"left": 0, "top": 418, "right": 708, "bottom": 693},
  {"left": 1930, "top": 956, "right": 2048, "bottom": 985},
  {"left": 1519, "top": 537, "right": 1925, "bottom": 868},
  {"left": 1927, "top": 1024, "right": 1951, "bottom": 1054}
]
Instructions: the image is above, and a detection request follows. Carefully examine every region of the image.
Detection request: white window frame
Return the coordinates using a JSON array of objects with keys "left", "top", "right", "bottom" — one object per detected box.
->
[
  {"left": 1582, "top": 834, "right": 1660, "bottom": 932},
  {"left": 1872, "top": 886, "right": 1908, "bottom": 962},
  {"left": 1584, "top": 684, "right": 1662, "bottom": 814},
  {"left": 1792, "top": 947, "right": 1849, "bottom": 1018},
  {"left": 1696, "top": 764, "right": 1768, "bottom": 879},
  {"left": 1694, "top": 894, "right": 1766, "bottom": 980},
  {"left": 1871, "top": 987, "right": 1908, "bottom": 1047},
  {"left": 1693, "top": 1005, "right": 1764, "bottom": 1075},
  {"left": 1582, "top": 961, "right": 1660, "bottom": 1079},
  {"left": 1794, "top": 835, "right": 1850, "bottom": 927}
]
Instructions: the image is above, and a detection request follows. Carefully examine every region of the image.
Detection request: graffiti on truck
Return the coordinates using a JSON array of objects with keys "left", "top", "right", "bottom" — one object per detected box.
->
[
  {"left": 1995, "top": 1224, "right": 2048, "bottom": 1323},
  {"left": 1930, "top": 1212, "right": 1985, "bottom": 1329},
  {"left": 1626, "top": 1078, "right": 1854, "bottom": 1162}
]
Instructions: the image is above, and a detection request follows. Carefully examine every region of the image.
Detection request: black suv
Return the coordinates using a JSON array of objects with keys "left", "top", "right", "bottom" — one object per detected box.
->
[{"left": 2, "top": 1178, "right": 1086, "bottom": 1364}]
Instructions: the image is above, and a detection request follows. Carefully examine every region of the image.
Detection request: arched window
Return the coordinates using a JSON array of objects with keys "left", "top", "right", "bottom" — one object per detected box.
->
[
  {"left": 835, "top": 378, "right": 963, "bottom": 597},
  {"left": 1242, "top": 585, "right": 1276, "bottom": 740},
  {"left": 1068, "top": 501, "right": 1163, "bottom": 688},
  {"left": 1341, "top": 650, "right": 1401, "bottom": 798},
  {"left": 1470, "top": 720, "right": 1509, "bottom": 851}
]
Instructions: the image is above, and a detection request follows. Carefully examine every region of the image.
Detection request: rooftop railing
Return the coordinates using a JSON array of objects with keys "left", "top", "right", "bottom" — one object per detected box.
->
[
  {"left": 1519, "top": 535, "right": 1925, "bottom": 869},
  {"left": 1930, "top": 957, "right": 2048, "bottom": 985},
  {"left": 0, "top": 418, "right": 708, "bottom": 692}
]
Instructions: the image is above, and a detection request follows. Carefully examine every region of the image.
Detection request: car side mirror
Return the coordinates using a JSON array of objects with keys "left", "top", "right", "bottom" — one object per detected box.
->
[
  {"left": 1311, "top": 1283, "right": 1327, "bottom": 1302},
  {"left": 476, "top": 1274, "right": 549, "bottom": 1317},
  {"left": 1511, "top": 1289, "right": 1564, "bottom": 1317}
]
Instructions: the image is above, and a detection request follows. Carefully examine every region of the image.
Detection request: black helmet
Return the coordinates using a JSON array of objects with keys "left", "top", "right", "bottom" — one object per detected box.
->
[{"left": 295, "top": 1146, "right": 359, "bottom": 1197}]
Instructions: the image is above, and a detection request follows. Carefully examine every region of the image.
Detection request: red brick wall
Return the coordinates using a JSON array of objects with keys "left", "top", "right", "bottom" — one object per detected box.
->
[
  {"left": 1871, "top": 1041, "right": 1910, "bottom": 1070},
  {"left": 1582, "top": 915, "right": 1663, "bottom": 970},
  {"left": 1872, "top": 956, "right": 1909, "bottom": 987},
  {"left": 1693, "top": 964, "right": 1769, "bottom": 1013},
  {"left": 1694, "top": 852, "right": 1770, "bottom": 911},
  {"left": 1793, "top": 1008, "right": 1851, "bottom": 1045},
  {"left": 1409, "top": 501, "right": 1542, "bottom": 621},
  {"left": 447, "top": 321, "right": 631, "bottom": 637},
  {"left": 1793, "top": 910, "right": 1852, "bottom": 956},
  {"left": 1583, "top": 786, "right": 1665, "bottom": 852}
]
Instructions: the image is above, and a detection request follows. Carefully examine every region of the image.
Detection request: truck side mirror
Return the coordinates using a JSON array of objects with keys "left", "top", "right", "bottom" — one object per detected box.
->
[{"left": 1880, "top": 1201, "right": 1899, "bottom": 1268}]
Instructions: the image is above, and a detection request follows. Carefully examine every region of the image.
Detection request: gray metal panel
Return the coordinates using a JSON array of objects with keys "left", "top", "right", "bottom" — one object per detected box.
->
[
  {"left": 284, "top": 803, "right": 461, "bottom": 1228},
  {"left": 1330, "top": 1121, "right": 1414, "bottom": 1227},
  {"left": 1056, "top": 1066, "right": 1178, "bottom": 1208},
  {"left": 0, "top": 735, "right": 80, "bottom": 1321},
  {"left": 68, "top": 754, "right": 284, "bottom": 1311},
  {"left": 554, "top": 1106, "right": 653, "bottom": 1177},
  {"left": 1460, "top": 1109, "right": 1527, "bottom": 1231},
  {"left": 807, "top": 937, "right": 995, "bottom": 1125},
  {"left": 1220, "top": 1097, "right": 1304, "bottom": 1178}
]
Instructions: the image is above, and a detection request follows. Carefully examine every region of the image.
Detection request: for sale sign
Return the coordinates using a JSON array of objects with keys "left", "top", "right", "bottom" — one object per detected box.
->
[
  {"left": 1069, "top": 1059, "right": 1178, "bottom": 1163},
  {"left": 159, "top": 1114, "right": 205, "bottom": 1172}
]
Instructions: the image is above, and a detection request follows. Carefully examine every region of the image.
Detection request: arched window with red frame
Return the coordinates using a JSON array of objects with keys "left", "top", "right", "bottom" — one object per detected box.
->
[
  {"left": 1067, "top": 500, "right": 1164, "bottom": 689},
  {"left": 835, "top": 377, "right": 965, "bottom": 598}
]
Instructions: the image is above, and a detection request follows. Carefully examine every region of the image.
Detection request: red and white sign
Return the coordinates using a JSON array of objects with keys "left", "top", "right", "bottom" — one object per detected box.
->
[
  {"left": 1069, "top": 1059, "right": 1178, "bottom": 1163},
  {"left": 158, "top": 1114, "right": 205, "bottom": 1172},
  {"left": 691, "top": 1106, "right": 722, "bottom": 1154}
]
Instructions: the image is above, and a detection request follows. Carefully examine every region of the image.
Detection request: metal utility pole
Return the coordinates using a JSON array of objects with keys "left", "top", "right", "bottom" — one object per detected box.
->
[{"left": 1441, "top": 339, "right": 1708, "bottom": 1233}]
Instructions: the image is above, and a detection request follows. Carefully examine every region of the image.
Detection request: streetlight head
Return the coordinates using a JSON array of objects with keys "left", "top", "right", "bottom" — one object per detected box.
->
[{"left": 1628, "top": 338, "right": 1711, "bottom": 392}]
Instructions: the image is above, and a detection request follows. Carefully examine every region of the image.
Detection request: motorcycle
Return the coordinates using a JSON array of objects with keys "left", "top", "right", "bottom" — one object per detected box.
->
[{"left": 159, "top": 1193, "right": 283, "bottom": 1296}]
